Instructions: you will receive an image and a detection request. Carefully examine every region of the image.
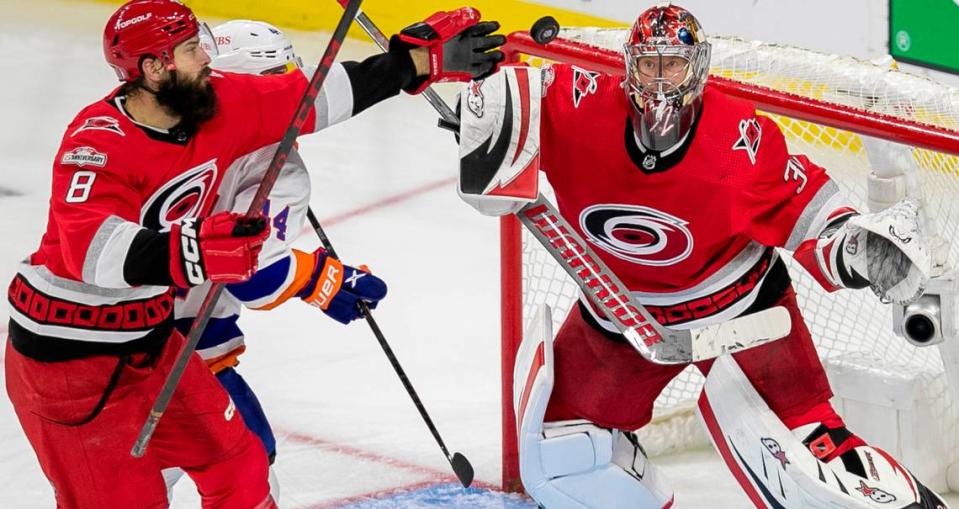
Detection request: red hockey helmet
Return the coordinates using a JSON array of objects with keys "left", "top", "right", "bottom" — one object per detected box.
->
[
  {"left": 624, "top": 3, "right": 711, "bottom": 152},
  {"left": 103, "top": 0, "right": 205, "bottom": 81}
]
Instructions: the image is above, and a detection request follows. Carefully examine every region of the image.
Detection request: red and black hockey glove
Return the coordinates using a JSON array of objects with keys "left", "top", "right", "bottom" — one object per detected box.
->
[
  {"left": 169, "top": 212, "right": 270, "bottom": 288},
  {"left": 391, "top": 7, "right": 506, "bottom": 94},
  {"left": 294, "top": 248, "right": 388, "bottom": 324}
]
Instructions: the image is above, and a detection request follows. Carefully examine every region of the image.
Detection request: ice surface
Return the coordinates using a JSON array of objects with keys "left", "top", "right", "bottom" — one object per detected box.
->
[{"left": 1, "top": 1, "right": 955, "bottom": 508}]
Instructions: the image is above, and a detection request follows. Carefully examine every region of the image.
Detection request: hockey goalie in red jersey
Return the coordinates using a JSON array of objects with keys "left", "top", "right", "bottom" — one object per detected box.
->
[
  {"left": 457, "top": 3, "right": 947, "bottom": 509},
  {"left": 4, "top": 1, "right": 504, "bottom": 508}
]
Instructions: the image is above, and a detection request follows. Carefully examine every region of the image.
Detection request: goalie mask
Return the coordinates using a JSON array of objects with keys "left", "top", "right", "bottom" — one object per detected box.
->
[{"left": 624, "top": 3, "right": 710, "bottom": 152}]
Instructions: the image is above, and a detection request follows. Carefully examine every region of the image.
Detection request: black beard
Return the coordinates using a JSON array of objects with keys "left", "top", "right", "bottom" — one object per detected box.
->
[{"left": 154, "top": 68, "right": 217, "bottom": 132}]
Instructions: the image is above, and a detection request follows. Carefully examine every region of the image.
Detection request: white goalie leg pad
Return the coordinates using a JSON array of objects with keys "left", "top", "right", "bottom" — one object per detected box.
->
[
  {"left": 458, "top": 66, "right": 542, "bottom": 217},
  {"left": 698, "top": 354, "right": 949, "bottom": 509},
  {"left": 514, "top": 305, "right": 674, "bottom": 509}
]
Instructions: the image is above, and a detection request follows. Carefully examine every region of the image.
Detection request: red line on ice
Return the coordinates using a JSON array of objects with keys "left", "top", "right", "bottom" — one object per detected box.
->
[
  {"left": 279, "top": 429, "right": 496, "bottom": 508},
  {"left": 305, "top": 176, "right": 457, "bottom": 232}
]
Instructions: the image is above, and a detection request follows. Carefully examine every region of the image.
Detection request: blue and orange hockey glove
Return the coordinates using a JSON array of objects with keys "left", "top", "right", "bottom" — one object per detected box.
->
[{"left": 294, "top": 248, "right": 388, "bottom": 324}]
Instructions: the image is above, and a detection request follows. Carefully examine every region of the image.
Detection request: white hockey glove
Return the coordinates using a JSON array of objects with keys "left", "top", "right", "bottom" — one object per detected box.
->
[{"left": 839, "top": 199, "right": 931, "bottom": 304}]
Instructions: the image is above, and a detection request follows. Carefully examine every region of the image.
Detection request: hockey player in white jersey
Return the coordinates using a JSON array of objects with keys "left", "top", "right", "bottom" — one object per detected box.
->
[{"left": 165, "top": 20, "right": 388, "bottom": 502}]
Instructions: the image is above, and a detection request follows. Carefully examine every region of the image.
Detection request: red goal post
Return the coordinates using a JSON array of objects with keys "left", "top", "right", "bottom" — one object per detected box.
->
[{"left": 498, "top": 28, "right": 959, "bottom": 492}]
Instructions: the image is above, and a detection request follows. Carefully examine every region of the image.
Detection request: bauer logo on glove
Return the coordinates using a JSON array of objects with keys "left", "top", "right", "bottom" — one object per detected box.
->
[{"left": 295, "top": 249, "right": 388, "bottom": 324}]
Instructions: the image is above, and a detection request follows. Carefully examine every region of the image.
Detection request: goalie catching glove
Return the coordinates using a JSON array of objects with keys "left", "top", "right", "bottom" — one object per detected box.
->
[
  {"left": 169, "top": 212, "right": 270, "bottom": 288},
  {"left": 795, "top": 199, "right": 931, "bottom": 304},
  {"left": 391, "top": 7, "right": 505, "bottom": 94},
  {"left": 290, "top": 248, "right": 387, "bottom": 324}
]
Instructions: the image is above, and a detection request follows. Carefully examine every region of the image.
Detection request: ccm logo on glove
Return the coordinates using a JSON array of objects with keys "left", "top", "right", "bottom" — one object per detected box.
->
[{"left": 179, "top": 218, "right": 205, "bottom": 285}]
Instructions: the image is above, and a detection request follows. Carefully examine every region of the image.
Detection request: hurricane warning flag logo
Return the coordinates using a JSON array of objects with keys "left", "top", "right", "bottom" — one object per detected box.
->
[
  {"left": 572, "top": 66, "right": 600, "bottom": 108},
  {"left": 733, "top": 118, "right": 762, "bottom": 165},
  {"left": 580, "top": 204, "right": 693, "bottom": 266}
]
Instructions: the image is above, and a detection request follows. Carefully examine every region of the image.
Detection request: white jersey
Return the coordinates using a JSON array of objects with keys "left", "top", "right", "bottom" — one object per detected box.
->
[{"left": 174, "top": 145, "right": 311, "bottom": 368}]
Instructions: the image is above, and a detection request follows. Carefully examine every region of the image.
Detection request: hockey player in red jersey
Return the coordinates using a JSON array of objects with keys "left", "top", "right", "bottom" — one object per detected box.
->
[
  {"left": 164, "top": 20, "right": 392, "bottom": 503},
  {"left": 4, "top": 1, "right": 504, "bottom": 508},
  {"left": 458, "top": 3, "right": 947, "bottom": 508}
]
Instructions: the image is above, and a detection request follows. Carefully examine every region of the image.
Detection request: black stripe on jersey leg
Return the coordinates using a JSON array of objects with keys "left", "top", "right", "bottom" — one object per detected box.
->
[
  {"left": 817, "top": 461, "right": 826, "bottom": 483},
  {"left": 8, "top": 317, "right": 171, "bottom": 362}
]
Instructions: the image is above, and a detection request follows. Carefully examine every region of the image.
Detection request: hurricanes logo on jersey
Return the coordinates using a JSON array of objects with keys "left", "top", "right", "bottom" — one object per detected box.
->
[
  {"left": 733, "top": 118, "right": 763, "bottom": 165},
  {"left": 572, "top": 66, "right": 600, "bottom": 108},
  {"left": 580, "top": 204, "right": 693, "bottom": 266},
  {"left": 141, "top": 160, "right": 218, "bottom": 231},
  {"left": 71, "top": 116, "right": 124, "bottom": 137}
]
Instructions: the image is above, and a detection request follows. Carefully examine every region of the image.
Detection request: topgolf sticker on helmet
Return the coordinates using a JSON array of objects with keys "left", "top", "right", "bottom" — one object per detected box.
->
[{"left": 116, "top": 13, "right": 152, "bottom": 31}]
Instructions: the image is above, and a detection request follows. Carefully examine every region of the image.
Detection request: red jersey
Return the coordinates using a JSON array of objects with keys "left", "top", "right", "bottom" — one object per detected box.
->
[
  {"left": 7, "top": 70, "right": 322, "bottom": 360},
  {"left": 539, "top": 64, "right": 852, "bottom": 332}
]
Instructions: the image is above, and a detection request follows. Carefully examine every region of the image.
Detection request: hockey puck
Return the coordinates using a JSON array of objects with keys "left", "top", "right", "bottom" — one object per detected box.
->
[{"left": 530, "top": 16, "right": 560, "bottom": 45}]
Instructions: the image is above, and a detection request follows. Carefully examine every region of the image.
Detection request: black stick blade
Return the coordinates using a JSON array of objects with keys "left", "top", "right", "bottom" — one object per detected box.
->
[
  {"left": 531, "top": 16, "right": 560, "bottom": 45},
  {"left": 451, "top": 452, "right": 474, "bottom": 488}
]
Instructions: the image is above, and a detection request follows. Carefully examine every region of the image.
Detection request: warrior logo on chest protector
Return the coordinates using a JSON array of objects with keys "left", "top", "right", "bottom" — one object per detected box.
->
[
  {"left": 141, "top": 160, "right": 218, "bottom": 231},
  {"left": 580, "top": 204, "right": 693, "bottom": 266}
]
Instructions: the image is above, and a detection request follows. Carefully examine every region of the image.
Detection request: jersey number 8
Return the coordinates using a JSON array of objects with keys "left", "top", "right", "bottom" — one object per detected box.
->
[{"left": 66, "top": 171, "right": 97, "bottom": 203}]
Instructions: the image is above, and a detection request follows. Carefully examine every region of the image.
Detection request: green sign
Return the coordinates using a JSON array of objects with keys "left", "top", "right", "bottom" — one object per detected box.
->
[{"left": 890, "top": 0, "right": 959, "bottom": 74}]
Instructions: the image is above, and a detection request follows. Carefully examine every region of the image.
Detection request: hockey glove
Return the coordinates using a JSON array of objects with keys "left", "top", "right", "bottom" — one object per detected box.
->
[
  {"left": 391, "top": 7, "right": 506, "bottom": 94},
  {"left": 169, "top": 212, "right": 270, "bottom": 288},
  {"left": 839, "top": 199, "right": 931, "bottom": 303},
  {"left": 795, "top": 200, "right": 930, "bottom": 304},
  {"left": 295, "top": 248, "right": 388, "bottom": 324}
]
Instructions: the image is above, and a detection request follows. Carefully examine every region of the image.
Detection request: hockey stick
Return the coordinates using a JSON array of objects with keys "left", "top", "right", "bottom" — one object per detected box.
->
[
  {"left": 131, "top": 0, "right": 363, "bottom": 458},
  {"left": 332, "top": 0, "right": 458, "bottom": 124},
  {"left": 305, "top": 208, "right": 474, "bottom": 487},
  {"left": 333, "top": 6, "right": 792, "bottom": 365}
]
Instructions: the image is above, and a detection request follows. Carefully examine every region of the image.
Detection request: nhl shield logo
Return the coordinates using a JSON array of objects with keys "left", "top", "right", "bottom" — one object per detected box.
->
[{"left": 733, "top": 118, "right": 762, "bottom": 165}]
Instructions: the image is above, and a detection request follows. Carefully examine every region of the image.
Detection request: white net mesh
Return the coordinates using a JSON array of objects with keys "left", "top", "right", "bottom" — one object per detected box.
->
[{"left": 514, "top": 29, "right": 959, "bottom": 457}]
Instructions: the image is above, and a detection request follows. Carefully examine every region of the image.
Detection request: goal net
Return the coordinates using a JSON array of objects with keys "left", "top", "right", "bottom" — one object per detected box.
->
[{"left": 498, "top": 28, "right": 959, "bottom": 492}]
